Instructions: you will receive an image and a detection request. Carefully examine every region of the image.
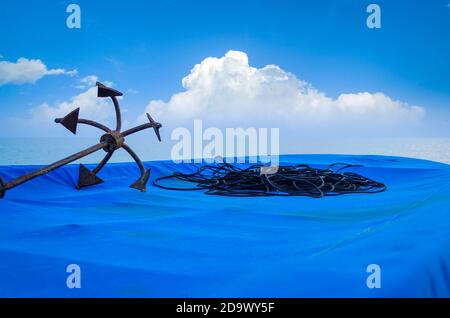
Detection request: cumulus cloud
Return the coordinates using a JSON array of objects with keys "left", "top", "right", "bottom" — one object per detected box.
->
[
  {"left": 5, "top": 80, "right": 122, "bottom": 137},
  {"left": 141, "top": 50, "right": 424, "bottom": 138},
  {"left": 31, "top": 86, "right": 114, "bottom": 123},
  {"left": 0, "top": 57, "right": 77, "bottom": 86},
  {"left": 10, "top": 74, "right": 126, "bottom": 137},
  {"left": 76, "top": 75, "right": 100, "bottom": 89}
]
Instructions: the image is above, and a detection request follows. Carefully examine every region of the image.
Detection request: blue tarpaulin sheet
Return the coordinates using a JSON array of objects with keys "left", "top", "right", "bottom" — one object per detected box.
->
[{"left": 1, "top": 154, "right": 450, "bottom": 297}]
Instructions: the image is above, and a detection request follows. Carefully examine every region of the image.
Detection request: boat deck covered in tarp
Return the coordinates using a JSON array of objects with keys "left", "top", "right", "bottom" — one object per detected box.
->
[{"left": 1, "top": 154, "right": 450, "bottom": 297}]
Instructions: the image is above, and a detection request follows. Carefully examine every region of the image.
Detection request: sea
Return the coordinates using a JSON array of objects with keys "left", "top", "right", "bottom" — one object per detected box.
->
[{"left": 0, "top": 137, "right": 449, "bottom": 166}]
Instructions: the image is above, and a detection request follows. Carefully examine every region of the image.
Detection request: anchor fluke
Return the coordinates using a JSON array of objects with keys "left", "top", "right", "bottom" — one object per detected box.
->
[
  {"left": 56, "top": 108, "right": 80, "bottom": 135},
  {"left": 146, "top": 113, "right": 162, "bottom": 142},
  {"left": 130, "top": 169, "right": 151, "bottom": 192},
  {"left": 96, "top": 81, "right": 123, "bottom": 98},
  {"left": 77, "top": 164, "right": 104, "bottom": 189}
]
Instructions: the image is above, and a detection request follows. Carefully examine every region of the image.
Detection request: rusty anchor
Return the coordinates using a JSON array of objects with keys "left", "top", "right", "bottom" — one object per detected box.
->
[{"left": 0, "top": 82, "right": 162, "bottom": 199}]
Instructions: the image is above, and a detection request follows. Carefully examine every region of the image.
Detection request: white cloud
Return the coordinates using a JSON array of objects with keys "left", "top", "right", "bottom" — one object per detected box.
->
[
  {"left": 140, "top": 50, "right": 425, "bottom": 138},
  {"left": 76, "top": 75, "right": 99, "bottom": 89},
  {"left": 0, "top": 57, "right": 77, "bottom": 86},
  {"left": 31, "top": 86, "right": 114, "bottom": 125},
  {"left": 4, "top": 82, "right": 123, "bottom": 137},
  {"left": 75, "top": 75, "right": 113, "bottom": 90},
  {"left": 80, "top": 75, "right": 99, "bottom": 86}
]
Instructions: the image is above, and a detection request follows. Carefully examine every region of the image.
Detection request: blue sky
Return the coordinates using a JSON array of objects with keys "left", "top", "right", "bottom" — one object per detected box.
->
[{"left": 0, "top": 0, "right": 449, "bottom": 139}]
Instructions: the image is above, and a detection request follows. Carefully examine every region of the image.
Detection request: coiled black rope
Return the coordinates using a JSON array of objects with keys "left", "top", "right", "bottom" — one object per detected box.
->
[{"left": 153, "top": 162, "right": 386, "bottom": 197}]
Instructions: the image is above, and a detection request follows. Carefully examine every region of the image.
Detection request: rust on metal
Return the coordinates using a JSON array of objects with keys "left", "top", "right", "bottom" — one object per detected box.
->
[{"left": 0, "top": 82, "right": 162, "bottom": 199}]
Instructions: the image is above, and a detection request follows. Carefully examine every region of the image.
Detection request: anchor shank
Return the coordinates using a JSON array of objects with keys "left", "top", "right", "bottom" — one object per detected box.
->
[{"left": 2, "top": 142, "right": 108, "bottom": 191}]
